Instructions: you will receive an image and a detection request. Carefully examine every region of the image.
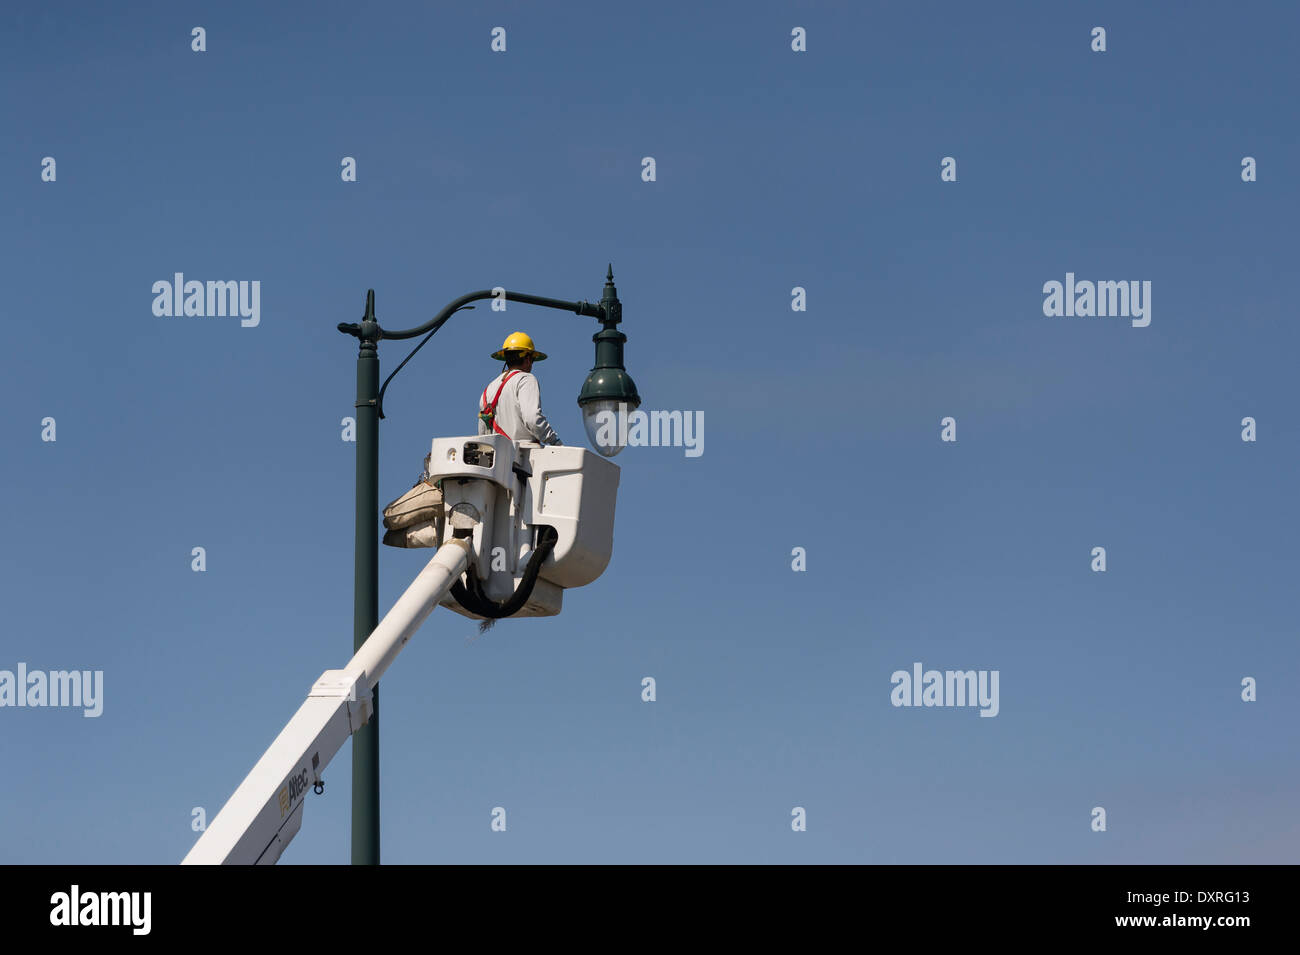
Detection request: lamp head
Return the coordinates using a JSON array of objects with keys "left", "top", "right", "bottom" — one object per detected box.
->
[{"left": 577, "top": 267, "right": 639, "bottom": 457}]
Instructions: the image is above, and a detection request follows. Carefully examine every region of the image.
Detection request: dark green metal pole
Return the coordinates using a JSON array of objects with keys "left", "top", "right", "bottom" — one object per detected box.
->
[{"left": 351, "top": 290, "right": 381, "bottom": 865}]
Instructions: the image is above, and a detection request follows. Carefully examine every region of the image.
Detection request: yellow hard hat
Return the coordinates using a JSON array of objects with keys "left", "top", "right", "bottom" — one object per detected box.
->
[{"left": 491, "top": 331, "right": 547, "bottom": 361}]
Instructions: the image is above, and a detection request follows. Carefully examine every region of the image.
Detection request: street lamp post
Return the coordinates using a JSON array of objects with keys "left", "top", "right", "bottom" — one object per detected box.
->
[{"left": 336, "top": 265, "right": 638, "bottom": 865}]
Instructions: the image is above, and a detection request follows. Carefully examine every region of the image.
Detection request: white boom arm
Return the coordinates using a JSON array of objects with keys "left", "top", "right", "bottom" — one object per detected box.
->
[{"left": 182, "top": 539, "right": 470, "bottom": 865}]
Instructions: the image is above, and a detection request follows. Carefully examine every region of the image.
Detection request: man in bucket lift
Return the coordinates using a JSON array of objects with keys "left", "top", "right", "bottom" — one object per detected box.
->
[
  {"left": 382, "top": 331, "right": 560, "bottom": 548},
  {"left": 478, "top": 331, "right": 563, "bottom": 447}
]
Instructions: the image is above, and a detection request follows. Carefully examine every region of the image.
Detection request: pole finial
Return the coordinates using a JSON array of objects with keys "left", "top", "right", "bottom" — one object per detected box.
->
[{"left": 606, "top": 264, "right": 614, "bottom": 283}]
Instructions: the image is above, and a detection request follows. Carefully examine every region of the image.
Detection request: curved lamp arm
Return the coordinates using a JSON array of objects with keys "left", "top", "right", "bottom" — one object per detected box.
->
[
  {"left": 338, "top": 268, "right": 626, "bottom": 428},
  {"left": 338, "top": 288, "right": 608, "bottom": 344},
  {"left": 338, "top": 267, "right": 625, "bottom": 420}
]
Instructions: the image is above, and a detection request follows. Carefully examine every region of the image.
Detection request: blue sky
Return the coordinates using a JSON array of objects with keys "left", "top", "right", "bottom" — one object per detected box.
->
[{"left": 2, "top": 0, "right": 1297, "bottom": 863}]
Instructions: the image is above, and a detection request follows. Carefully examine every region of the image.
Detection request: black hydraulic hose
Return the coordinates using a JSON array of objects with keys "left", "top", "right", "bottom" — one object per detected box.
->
[{"left": 451, "top": 526, "right": 559, "bottom": 619}]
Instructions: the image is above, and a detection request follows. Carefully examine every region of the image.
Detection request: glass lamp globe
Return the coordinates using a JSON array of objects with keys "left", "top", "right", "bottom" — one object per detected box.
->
[{"left": 581, "top": 398, "right": 632, "bottom": 457}]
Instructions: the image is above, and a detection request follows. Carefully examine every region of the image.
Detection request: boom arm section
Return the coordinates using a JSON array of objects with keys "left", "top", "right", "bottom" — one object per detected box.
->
[{"left": 182, "top": 539, "right": 470, "bottom": 865}]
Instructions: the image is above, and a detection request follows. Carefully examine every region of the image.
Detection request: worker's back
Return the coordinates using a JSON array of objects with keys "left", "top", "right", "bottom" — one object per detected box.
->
[{"left": 479, "top": 368, "right": 562, "bottom": 445}]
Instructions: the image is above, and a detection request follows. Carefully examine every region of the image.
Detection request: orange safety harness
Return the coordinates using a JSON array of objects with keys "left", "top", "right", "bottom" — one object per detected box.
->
[{"left": 479, "top": 369, "right": 522, "bottom": 437}]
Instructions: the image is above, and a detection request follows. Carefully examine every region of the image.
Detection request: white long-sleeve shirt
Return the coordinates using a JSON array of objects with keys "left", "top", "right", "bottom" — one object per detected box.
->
[{"left": 478, "top": 369, "right": 562, "bottom": 445}]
